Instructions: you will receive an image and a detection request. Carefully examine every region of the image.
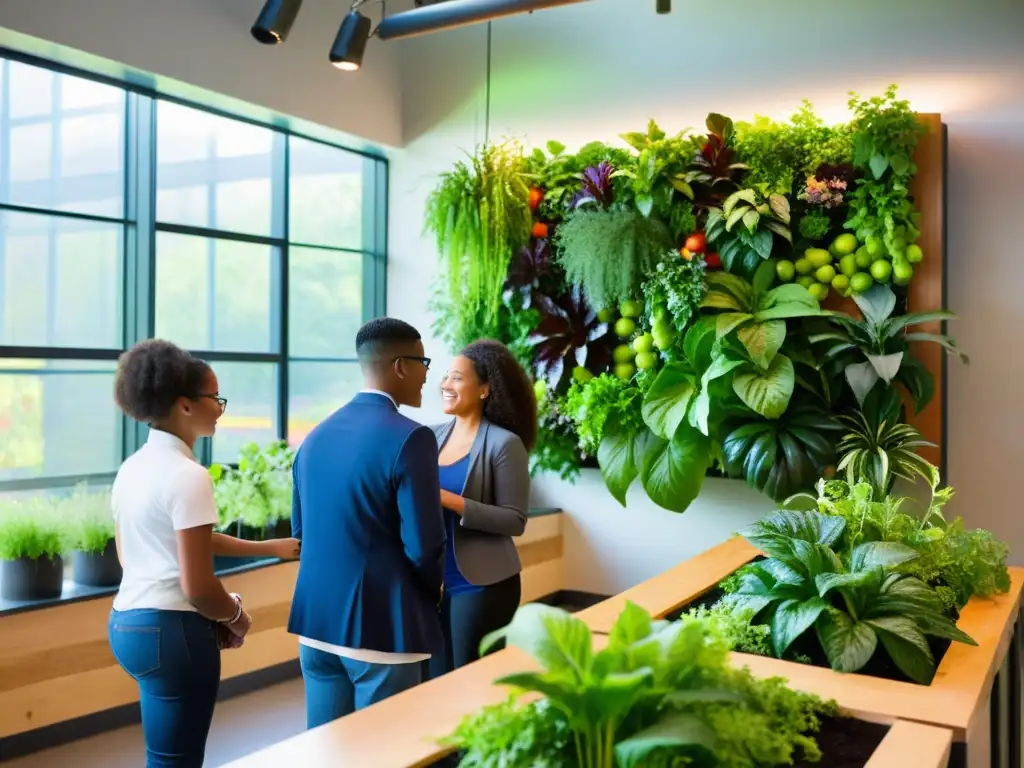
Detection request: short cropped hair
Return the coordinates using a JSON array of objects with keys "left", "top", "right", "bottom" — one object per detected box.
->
[
  {"left": 114, "top": 339, "right": 211, "bottom": 423},
  {"left": 355, "top": 317, "right": 421, "bottom": 360}
]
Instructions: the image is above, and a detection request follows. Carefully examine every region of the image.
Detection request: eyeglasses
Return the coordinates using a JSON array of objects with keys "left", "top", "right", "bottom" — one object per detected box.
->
[
  {"left": 197, "top": 394, "right": 228, "bottom": 411},
  {"left": 394, "top": 356, "right": 431, "bottom": 371}
]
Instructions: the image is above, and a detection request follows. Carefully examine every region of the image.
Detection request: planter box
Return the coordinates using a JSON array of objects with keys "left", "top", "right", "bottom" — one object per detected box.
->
[
  {"left": 71, "top": 539, "right": 123, "bottom": 587},
  {"left": 577, "top": 538, "right": 1024, "bottom": 768},
  {"left": 218, "top": 635, "right": 954, "bottom": 768},
  {"left": 0, "top": 555, "right": 64, "bottom": 601}
]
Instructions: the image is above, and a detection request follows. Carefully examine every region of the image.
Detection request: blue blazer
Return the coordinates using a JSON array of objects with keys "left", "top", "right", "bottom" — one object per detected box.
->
[{"left": 287, "top": 392, "right": 446, "bottom": 655}]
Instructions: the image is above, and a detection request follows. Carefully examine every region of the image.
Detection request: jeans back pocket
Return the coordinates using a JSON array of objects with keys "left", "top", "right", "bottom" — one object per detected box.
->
[{"left": 110, "top": 625, "right": 161, "bottom": 679}]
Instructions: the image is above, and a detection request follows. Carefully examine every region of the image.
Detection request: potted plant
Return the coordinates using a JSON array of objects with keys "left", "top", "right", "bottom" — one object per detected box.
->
[
  {"left": 440, "top": 601, "right": 955, "bottom": 767},
  {"left": 66, "top": 486, "right": 122, "bottom": 588},
  {"left": 0, "top": 495, "right": 66, "bottom": 601}
]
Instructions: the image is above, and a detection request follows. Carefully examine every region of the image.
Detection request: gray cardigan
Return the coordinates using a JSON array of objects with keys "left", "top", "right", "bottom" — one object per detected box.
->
[{"left": 430, "top": 419, "right": 530, "bottom": 587}]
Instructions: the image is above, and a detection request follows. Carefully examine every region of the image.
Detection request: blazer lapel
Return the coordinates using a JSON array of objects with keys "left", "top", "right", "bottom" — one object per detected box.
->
[{"left": 463, "top": 421, "right": 488, "bottom": 497}]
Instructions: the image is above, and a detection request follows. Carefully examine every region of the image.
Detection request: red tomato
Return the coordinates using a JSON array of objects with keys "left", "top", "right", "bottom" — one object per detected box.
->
[
  {"left": 528, "top": 187, "right": 544, "bottom": 210},
  {"left": 684, "top": 232, "right": 707, "bottom": 254},
  {"left": 532, "top": 222, "right": 549, "bottom": 239},
  {"left": 705, "top": 252, "right": 721, "bottom": 270}
]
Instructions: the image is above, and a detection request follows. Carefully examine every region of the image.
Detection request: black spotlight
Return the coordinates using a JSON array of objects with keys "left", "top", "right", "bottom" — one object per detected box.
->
[
  {"left": 252, "top": 0, "right": 304, "bottom": 44},
  {"left": 330, "top": 11, "right": 373, "bottom": 71},
  {"left": 656, "top": 0, "right": 671, "bottom": 12}
]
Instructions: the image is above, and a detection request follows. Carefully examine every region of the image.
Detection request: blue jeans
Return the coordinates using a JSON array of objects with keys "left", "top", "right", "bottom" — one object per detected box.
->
[
  {"left": 109, "top": 609, "right": 221, "bottom": 767},
  {"left": 298, "top": 644, "right": 424, "bottom": 729}
]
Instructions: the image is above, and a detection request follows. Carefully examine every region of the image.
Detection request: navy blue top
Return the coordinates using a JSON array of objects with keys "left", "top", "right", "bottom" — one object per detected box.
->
[{"left": 439, "top": 454, "right": 482, "bottom": 596}]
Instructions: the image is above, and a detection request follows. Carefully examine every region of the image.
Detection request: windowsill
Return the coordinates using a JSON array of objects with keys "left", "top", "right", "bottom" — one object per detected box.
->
[
  {"left": 0, "top": 556, "right": 286, "bottom": 619},
  {"left": 0, "top": 509, "right": 562, "bottom": 618}
]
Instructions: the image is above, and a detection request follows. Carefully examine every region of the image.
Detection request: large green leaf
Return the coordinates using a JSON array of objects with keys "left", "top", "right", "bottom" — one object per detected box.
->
[
  {"left": 642, "top": 364, "right": 697, "bottom": 439},
  {"left": 716, "top": 312, "right": 754, "bottom": 340},
  {"left": 493, "top": 671, "right": 587, "bottom": 714},
  {"left": 883, "top": 310, "right": 957, "bottom": 339},
  {"left": 814, "top": 569, "right": 881, "bottom": 599},
  {"left": 741, "top": 510, "right": 846, "bottom": 549},
  {"left": 913, "top": 614, "right": 977, "bottom": 646},
  {"left": 733, "top": 354, "right": 795, "bottom": 419},
  {"left": 866, "top": 352, "right": 904, "bottom": 384},
  {"left": 844, "top": 360, "right": 881, "bottom": 406},
  {"left": 870, "top": 574, "right": 944, "bottom": 617},
  {"left": 598, "top": 428, "right": 645, "bottom": 506},
  {"left": 852, "top": 285, "right": 897, "bottom": 328},
  {"left": 754, "top": 284, "right": 821, "bottom": 321},
  {"left": 865, "top": 616, "right": 935, "bottom": 684},
  {"left": 704, "top": 271, "right": 753, "bottom": 310},
  {"left": 816, "top": 610, "right": 878, "bottom": 673},
  {"left": 640, "top": 425, "right": 713, "bottom": 513},
  {"left": 499, "top": 603, "right": 593, "bottom": 679},
  {"left": 904, "top": 332, "right": 970, "bottom": 364},
  {"left": 614, "top": 712, "right": 717, "bottom": 768},
  {"left": 791, "top": 539, "right": 843, "bottom": 579},
  {"left": 849, "top": 541, "right": 919, "bottom": 571},
  {"left": 581, "top": 669, "right": 655, "bottom": 724},
  {"left": 692, "top": 354, "right": 745, "bottom": 434},
  {"left": 683, "top": 317, "right": 718, "bottom": 371},
  {"left": 736, "top": 320, "right": 786, "bottom": 368},
  {"left": 771, "top": 597, "right": 829, "bottom": 657},
  {"left": 607, "top": 600, "right": 654, "bottom": 650}
]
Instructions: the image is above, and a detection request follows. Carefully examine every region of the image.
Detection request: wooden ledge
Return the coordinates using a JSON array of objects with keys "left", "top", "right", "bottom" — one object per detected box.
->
[{"left": 868, "top": 721, "right": 952, "bottom": 768}]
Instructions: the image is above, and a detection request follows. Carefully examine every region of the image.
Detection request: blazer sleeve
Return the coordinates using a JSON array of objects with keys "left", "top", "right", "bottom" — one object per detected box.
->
[
  {"left": 290, "top": 453, "right": 302, "bottom": 541},
  {"left": 460, "top": 436, "right": 529, "bottom": 537},
  {"left": 394, "top": 425, "right": 446, "bottom": 597}
]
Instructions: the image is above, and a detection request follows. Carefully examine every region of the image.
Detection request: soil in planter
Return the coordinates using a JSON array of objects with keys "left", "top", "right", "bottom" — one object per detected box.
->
[
  {"left": 794, "top": 716, "right": 889, "bottom": 768},
  {"left": 671, "top": 560, "right": 953, "bottom": 685}
]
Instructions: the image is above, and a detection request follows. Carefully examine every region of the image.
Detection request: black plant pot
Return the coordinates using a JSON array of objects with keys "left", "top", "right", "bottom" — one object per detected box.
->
[
  {"left": 72, "top": 540, "right": 123, "bottom": 587},
  {"left": 1, "top": 555, "right": 64, "bottom": 601}
]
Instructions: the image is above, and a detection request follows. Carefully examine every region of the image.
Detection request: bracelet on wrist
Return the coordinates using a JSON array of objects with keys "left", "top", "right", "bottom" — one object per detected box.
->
[{"left": 220, "top": 594, "right": 243, "bottom": 624}]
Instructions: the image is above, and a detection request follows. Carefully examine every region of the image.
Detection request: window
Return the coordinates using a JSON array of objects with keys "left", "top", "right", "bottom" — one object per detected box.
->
[{"left": 0, "top": 52, "right": 387, "bottom": 499}]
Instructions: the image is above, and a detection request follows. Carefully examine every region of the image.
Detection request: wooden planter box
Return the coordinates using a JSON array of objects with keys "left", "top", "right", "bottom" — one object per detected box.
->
[
  {"left": 577, "top": 538, "right": 1024, "bottom": 768},
  {"left": 220, "top": 632, "right": 954, "bottom": 768}
]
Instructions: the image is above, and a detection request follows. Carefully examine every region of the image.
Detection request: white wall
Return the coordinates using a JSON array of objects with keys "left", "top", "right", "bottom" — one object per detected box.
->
[
  {"left": 387, "top": 0, "right": 1024, "bottom": 591},
  {"left": 0, "top": 0, "right": 404, "bottom": 148}
]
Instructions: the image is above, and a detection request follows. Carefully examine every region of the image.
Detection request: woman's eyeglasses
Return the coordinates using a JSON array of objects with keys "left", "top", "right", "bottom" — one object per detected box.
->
[{"left": 197, "top": 394, "right": 228, "bottom": 411}]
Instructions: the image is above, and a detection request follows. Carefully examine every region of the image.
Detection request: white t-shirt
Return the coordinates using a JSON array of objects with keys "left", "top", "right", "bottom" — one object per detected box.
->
[{"left": 111, "top": 429, "right": 219, "bottom": 612}]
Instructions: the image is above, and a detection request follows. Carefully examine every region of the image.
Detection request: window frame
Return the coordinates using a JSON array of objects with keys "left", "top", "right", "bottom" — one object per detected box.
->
[{"left": 0, "top": 47, "right": 388, "bottom": 492}]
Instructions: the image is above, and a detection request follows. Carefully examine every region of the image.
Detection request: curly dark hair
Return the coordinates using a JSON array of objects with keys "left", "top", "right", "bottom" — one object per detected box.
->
[
  {"left": 461, "top": 340, "right": 537, "bottom": 452},
  {"left": 114, "top": 339, "right": 211, "bottom": 424}
]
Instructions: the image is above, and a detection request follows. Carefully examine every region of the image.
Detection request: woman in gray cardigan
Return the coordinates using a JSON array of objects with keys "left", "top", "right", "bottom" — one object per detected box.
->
[{"left": 429, "top": 339, "right": 536, "bottom": 676}]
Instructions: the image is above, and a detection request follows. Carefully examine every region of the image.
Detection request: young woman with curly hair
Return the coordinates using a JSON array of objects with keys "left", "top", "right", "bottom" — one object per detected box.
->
[
  {"left": 109, "top": 339, "right": 298, "bottom": 766},
  {"left": 428, "top": 339, "right": 537, "bottom": 676}
]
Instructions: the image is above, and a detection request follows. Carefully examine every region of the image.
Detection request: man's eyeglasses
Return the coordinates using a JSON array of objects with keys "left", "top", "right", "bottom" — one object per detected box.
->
[
  {"left": 394, "top": 356, "right": 431, "bottom": 371},
  {"left": 197, "top": 394, "right": 228, "bottom": 411}
]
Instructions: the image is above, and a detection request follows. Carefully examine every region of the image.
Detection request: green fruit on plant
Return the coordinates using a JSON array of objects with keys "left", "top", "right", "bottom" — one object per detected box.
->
[
  {"left": 571, "top": 367, "right": 593, "bottom": 384},
  {"left": 850, "top": 272, "right": 874, "bottom": 293},
  {"left": 654, "top": 307, "right": 670, "bottom": 323},
  {"left": 632, "top": 333, "right": 655, "bottom": 353},
  {"left": 808, "top": 282, "right": 829, "bottom": 302},
  {"left": 794, "top": 258, "right": 813, "bottom": 275},
  {"left": 613, "top": 344, "right": 636, "bottom": 364},
  {"left": 533, "top": 380, "right": 547, "bottom": 400},
  {"left": 906, "top": 244, "right": 923, "bottom": 264},
  {"left": 839, "top": 254, "right": 858, "bottom": 277},
  {"left": 831, "top": 233, "right": 858, "bottom": 256},
  {"left": 775, "top": 260, "right": 796, "bottom": 282},
  {"left": 796, "top": 276, "right": 815, "bottom": 289},
  {"left": 635, "top": 351, "right": 658, "bottom": 370},
  {"left": 619, "top": 299, "right": 644, "bottom": 319},
  {"left": 597, "top": 308, "right": 614, "bottom": 323},
  {"left": 855, "top": 247, "right": 873, "bottom": 269},
  {"left": 815, "top": 265, "right": 837, "bottom": 284},
  {"left": 652, "top": 320, "right": 673, "bottom": 350},
  {"left": 866, "top": 236, "right": 884, "bottom": 259},
  {"left": 806, "top": 248, "right": 832, "bottom": 268},
  {"left": 893, "top": 261, "right": 914, "bottom": 285},
  {"left": 870, "top": 259, "right": 893, "bottom": 283},
  {"left": 891, "top": 236, "right": 907, "bottom": 256},
  {"left": 614, "top": 317, "right": 636, "bottom": 338},
  {"left": 831, "top": 274, "right": 850, "bottom": 294},
  {"left": 614, "top": 363, "right": 636, "bottom": 381}
]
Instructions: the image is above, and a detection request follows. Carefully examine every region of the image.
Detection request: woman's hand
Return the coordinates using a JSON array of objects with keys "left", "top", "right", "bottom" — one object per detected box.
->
[
  {"left": 267, "top": 537, "right": 301, "bottom": 560},
  {"left": 226, "top": 607, "right": 252, "bottom": 640},
  {"left": 441, "top": 489, "right": 464, "bottom": 515}
]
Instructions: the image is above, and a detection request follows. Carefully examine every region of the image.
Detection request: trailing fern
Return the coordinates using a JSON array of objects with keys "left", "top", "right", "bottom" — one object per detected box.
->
[
  {"left": 425, "top": 142, "right": 532, "bottom": 344},
  {"left": 553, "top": 207, "right": 672, "bottom": 311}
]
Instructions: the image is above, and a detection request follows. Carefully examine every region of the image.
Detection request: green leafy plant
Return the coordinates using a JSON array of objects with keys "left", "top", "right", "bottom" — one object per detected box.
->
[
  {"left": 425, "top": 142, "right": 533, "bottom": 344},
  {"left": 63, "top": 485, "right": 115, "bottom": 554},
  {"left": 0, "top": 495, "right": 66, "bottom": 561},
  {"left": 813, "top": 285, "right": 967, "bottom": 410},
  {"left": 705, "top": 191, "right": 792, "bottom": 276},
  {"left": 640, "top": 252, "right": 707, "bottom": 357},
  {"left": 563, "top": 373, "right": 646, "bottom": 457},
  {"left": 798, "top": 210, "right": 831, "bottom": 242},
  {"left": 447, "top": 601, "right": 837, "bottom": 768},
  {"left": 731, "top": 511, "right": 976, "bottom": 683},
  {"left": 527, "top": 140, "right": 635, "bottom": 221},
  {"left": 531, "top": 387, "right": 583, "bottom": 482},
  {"left": 210, "top": 440, "right": 295, "bottom": 533},
  {"left": 554, "top": 208, "right": 672, "bottom": 312}
]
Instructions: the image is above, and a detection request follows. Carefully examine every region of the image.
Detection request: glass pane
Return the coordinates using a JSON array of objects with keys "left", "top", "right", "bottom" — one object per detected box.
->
[
  {"left": 208, "top": 362, "right": 278, "bottom": 464},
  {"left": 0, "top": 210, "right": 123, "bottom": 348},
  {"left": 289, "top": 247, "right": 362, "bottom": 358},
  {"left": 156, "top": 101, "right": 276, "bottom": 237},
  {"left": 0, "top": 58, "right": 125, "bottom": 217},
  {"left": 287, "top": 361, "right": 362, "bottom": 446},
  {"left": 154, "top": 232, "right": 277, "bottom": 353},
  {"left": 289, "top": 137, "right": 363, "bottom": 249},
  {"left": 0, "top": 359, "right": 121, "bottom": 481}
]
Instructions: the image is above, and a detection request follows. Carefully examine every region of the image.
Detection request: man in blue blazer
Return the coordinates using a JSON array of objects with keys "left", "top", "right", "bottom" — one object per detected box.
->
[{"left": 288, "top": 317, "right": 446, "bottom": 728}]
